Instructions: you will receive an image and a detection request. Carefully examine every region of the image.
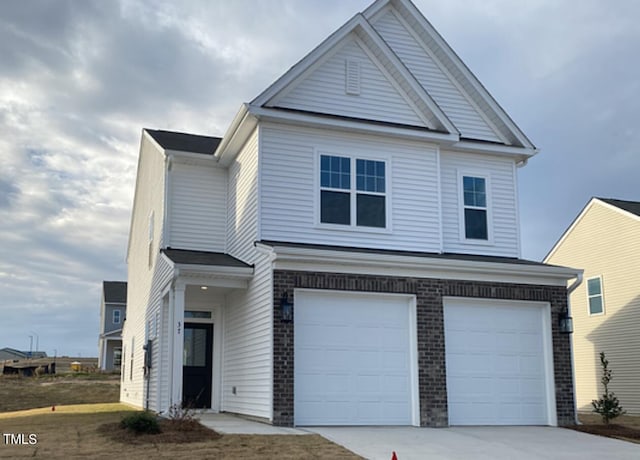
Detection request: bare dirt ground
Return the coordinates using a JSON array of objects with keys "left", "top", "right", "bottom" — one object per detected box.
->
[
  {"left": 0, "top": 373, "right": 120, "bottom": 412},
  {"left": 567, "top": 413, "right": 640, "bottom": 444},
  {"left": 0, "top": 405, "right": 362, "bottom": 459}
]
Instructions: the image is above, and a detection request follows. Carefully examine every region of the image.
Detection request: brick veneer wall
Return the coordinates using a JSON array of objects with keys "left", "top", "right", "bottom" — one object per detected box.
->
[{"left": 272, "top": 270, "right": 575, "bottom": 427}]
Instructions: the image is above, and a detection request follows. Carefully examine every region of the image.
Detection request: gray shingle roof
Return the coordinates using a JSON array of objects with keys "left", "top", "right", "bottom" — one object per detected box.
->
[
  {"left": 162, "top": 249, "right": 251, "bottom": 268},
  {"left": 145, "top": 129, "right": 222, "bottom": 155},
  {"left": 258, "top": 240, "right": 559, "bottom": 267},
  {"left": 599, "top": 198, "right": 640, "bottom": 217},
  {"left": 103, "top": 281, "right": 127, "bottom": 303}
]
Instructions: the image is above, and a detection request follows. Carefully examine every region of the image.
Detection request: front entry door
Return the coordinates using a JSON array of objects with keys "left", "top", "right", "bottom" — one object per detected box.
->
[{"left": 182, "top": 323, "right": 213, "bottom": 408}]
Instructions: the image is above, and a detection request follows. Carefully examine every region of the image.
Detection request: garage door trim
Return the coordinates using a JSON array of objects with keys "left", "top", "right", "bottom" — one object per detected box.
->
[
  {"left": 443, "top": 297, "right": 558, "bottom": 426},
  {"left": 294, "top": 289, "right": 420, "bottom": 426}
]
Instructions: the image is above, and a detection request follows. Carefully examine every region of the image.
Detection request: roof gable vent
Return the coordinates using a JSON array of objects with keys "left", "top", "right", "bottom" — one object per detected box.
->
[{"left": 345, "top": 59, "right": 361, "bottom": 95}]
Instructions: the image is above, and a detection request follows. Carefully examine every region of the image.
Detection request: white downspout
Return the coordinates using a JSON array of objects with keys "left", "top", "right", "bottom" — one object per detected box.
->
[{"left": 566, "top": 272, "right": 583, "bottom": 424}]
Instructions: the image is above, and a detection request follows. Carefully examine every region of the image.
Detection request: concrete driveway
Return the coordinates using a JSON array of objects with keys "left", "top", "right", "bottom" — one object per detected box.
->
[{"left": 307, "top": 426, "right": 640, "bottom": 460}]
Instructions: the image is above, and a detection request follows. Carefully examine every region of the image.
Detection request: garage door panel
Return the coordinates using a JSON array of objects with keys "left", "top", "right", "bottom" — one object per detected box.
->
[
  {"left": 444, "top": 299, "right": 552, "bottom": 426},
  {"left": 295, "top": 291, "right": 414, "bottom": 426}
]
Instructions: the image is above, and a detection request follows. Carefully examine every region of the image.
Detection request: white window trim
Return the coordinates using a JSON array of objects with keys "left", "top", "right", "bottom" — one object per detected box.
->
[
  {"left": 457, "top": 170, "right": 493, "bottom": 245},
  {"left": 113, "top": 309, "right": 121, "bottom": 324},
  {"left": 315, "top": 149, "right": 392, "bottom": 234},
  {"left": 586, "top": 275, "right": 605, "bottom": 316}
]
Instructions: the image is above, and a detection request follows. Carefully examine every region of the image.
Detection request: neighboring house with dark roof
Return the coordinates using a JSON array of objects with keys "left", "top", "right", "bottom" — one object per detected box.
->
[
  {"left": 98, "top": 281, "right": 127, "bottom": 371},
  {"left": 545, "top": 197, "right": 640, "bottom": 415},
  {"left": 122, "top": 0, "right": 580, "bottom": 427}
]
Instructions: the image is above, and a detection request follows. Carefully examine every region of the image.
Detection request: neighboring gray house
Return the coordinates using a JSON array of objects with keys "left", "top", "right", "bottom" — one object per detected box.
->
[
  {"left": 122, "top": 0, "right": 580, "bottom": 427},
  {"left": 98, "top": 281, "right": 126, "bottom": 371}
]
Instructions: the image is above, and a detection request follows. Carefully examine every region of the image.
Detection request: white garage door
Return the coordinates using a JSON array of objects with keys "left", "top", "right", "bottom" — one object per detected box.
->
[
  {"left": 294, "top": 290, "right": 416, "bottom": 426},
  {"left": 444, "top": 298, "right": 555, "bottom": 426}
]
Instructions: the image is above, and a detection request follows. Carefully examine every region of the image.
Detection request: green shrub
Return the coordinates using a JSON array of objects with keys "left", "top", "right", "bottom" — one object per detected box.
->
[
  {"left": 592, "top": 351, "right": 626, "bottom": 424},
  {"left": 120, "top": 411, "right": 161, "bottom": 434}
]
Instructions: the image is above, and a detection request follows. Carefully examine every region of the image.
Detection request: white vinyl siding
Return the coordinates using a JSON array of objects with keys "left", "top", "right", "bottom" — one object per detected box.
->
[
  {"left": 546, "top": 201, "right": 640, "bottom": 414},
  {"left": 145, "top": 254, "right": 174, "bottom": 412},
  {"left": 260, "top": 124, "right": 441, "bottom": 253},
  {"left": 222, "top": 252, "right": 272, "bottom": 419},
  {"left": 272, "top": 37, "right": 426, "bottom": 128},
  {"left": 371, "top": 9, "right": 502, "bottom": 143},
  {"left": 440, "top": 150, "right": 519, "bottom": 257},
  {"left": 122, "top": 135, "right": 167, "bottom": 408},
  {"left": 222, "top": 126, "right": 273, "bottom": 419},
  {"left": 168, "top": 163, "right": 227, "bottom": 252},
  {"left": 226, "top": 128, "right": 259, "bottom": 260}
]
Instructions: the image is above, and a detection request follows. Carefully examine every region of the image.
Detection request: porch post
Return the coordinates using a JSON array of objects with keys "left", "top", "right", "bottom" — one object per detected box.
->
[
  {"left": 99, "top": 338, "right": 106, "bottom": 370},
  {"left": 171, "top": 283, "right": 186, "bottom": 407}
]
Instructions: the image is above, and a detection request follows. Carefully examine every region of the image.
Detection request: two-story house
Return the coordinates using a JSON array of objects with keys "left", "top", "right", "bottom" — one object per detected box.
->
[
  {"left": 122, "top": 0, "right": 580, "bottom": 427},
  {"left": 98, "top": 281, "right": 127, "bottom": 371},
  {"left": 545, "top": 197, "right": 640, "bottom": 415}
]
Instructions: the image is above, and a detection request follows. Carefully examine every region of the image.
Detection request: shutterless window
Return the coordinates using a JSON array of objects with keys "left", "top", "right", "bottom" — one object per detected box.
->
[
  {"left": 320, "top": 155, "right": 351, "bottom": 225},
  {"left": 320, "top": 154, "right": 386, "bottom": 228},
  {"left": 113, "top": 347, "right": 122, "bottom": 367},
  {"left": 113, "top": 309, "right": 121, "bottom": 324},
  {"left": 463, "top": 176, "right": 488, "bottom": 240},
  {"left": 587, "top": 276, "right": 604, "bottom": 315}
]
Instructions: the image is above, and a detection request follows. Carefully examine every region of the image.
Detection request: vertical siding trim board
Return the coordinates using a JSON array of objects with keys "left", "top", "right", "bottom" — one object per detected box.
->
[
  {"left": 272, "top": 270, "right": 574, "bottom": 427},
  {"left": 513, "top": 162, "right": 522, "bottom": 258}
]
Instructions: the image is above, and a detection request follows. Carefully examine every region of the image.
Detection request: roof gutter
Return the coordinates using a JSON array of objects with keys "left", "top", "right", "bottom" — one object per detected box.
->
[
  {"left": 214, "top": 104, "right": 258, "bottom": 166},
  {"left": 565, "top": 271, "right": 583, "bottom": 425}
]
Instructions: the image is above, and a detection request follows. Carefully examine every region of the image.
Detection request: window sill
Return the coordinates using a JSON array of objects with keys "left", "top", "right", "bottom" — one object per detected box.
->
[
  {"left": 316, "top": 223, "right": 392, "bottom": 235},
  {"left": 459, "top": 238, "right": 495, "bottom": 246}
]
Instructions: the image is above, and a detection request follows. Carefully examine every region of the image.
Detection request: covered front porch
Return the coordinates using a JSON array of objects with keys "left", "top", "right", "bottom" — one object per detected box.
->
[{"left": 152, "top": 249, "right": 253, "bottom": 414}]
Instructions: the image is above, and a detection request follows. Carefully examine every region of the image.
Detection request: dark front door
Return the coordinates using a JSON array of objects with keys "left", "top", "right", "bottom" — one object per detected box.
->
[{"left": 182, "top": 323, "right": 213, "bottom": 408}]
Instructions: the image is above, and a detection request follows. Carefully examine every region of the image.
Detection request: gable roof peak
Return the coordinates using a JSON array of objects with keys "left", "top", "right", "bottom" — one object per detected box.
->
[
  {"left": 365, "top": 0, "right": 535, "bottom": 150},
  {"left": 250, "top": 10, "right": 457, "bottom": 135}
]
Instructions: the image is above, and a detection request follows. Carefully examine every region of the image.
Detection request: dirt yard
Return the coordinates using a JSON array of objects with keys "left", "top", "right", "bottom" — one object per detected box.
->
[
  {"left": 568, "top": 413, "right": 640, "bottom": 444},
  {"left": 0, "top": 405, "right": 361, "bottom": 459},
  {"left": 0, "top": 373, "right": 120, "bottom": 412}
]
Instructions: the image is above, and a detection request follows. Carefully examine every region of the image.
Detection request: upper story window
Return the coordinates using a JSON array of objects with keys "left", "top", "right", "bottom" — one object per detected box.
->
[
  {"left": 587, "top": 276, "right": 605, "bottom": 315},
  {"left": 320, "top": 154, "right": 387, "bottom": 229},
  {"left": 113, "top": 309, "right": 121, "bottom": 324},
  {"left": 462, "top": 175, "right": 488, "bottom": 241}
]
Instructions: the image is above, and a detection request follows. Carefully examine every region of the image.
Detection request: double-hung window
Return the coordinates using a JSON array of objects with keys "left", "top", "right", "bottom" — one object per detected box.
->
[
  {"left": 462, "top": 175, "right": 488, "bottom": 240},
  {"left": 320, "top": 154, "right": 387, "bottom": 229},
  {"left": 113, "top": 309, "right": 121, "bottom": 325},
  {"left": 587, "top": 276, "right": 605, "bottom": 315}
]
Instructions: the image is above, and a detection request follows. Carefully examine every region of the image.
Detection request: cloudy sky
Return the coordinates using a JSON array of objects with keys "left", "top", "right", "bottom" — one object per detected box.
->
[{"left": 1, "top": 0, "right": 637, "bottom": 357}]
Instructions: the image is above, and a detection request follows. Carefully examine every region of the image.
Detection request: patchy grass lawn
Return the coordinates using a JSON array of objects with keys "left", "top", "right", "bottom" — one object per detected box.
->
[
  {"left": 0, "top": 374, "right": 120, "bottom": 412},
  {"left": 568, "top": 413, "right": 640, "bottom": 444},
  {"left": 0, "top": 405, "right": 361, "bottom": 459}
]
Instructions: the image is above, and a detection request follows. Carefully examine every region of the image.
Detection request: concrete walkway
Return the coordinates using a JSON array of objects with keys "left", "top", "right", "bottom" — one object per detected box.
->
[
  {"left": 307, "top": 426, "right": 640, "bottom": 460},
  {"left": 198, "top": 413, "right": 308, "bottom": 435},
  {"left": 197, "top": 414, "right": 640, "bottom": 459}
]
